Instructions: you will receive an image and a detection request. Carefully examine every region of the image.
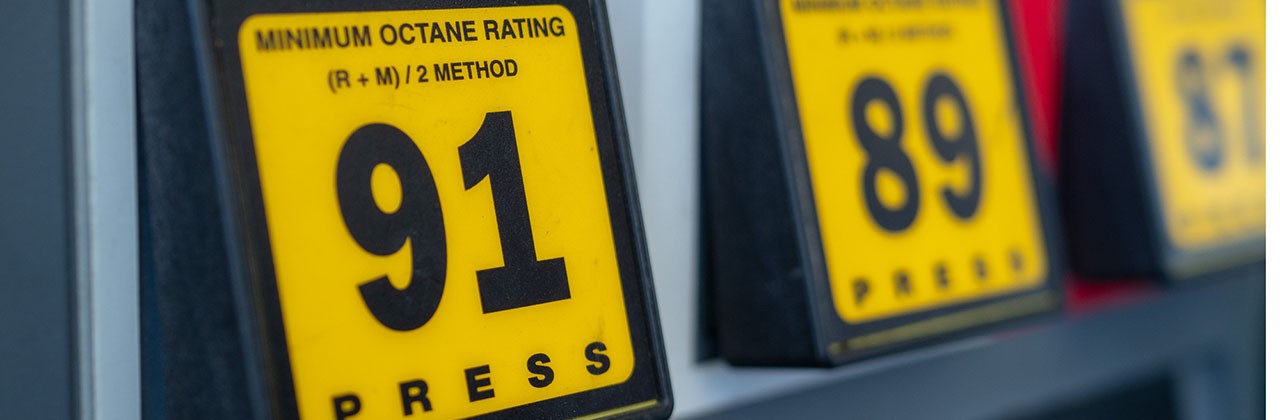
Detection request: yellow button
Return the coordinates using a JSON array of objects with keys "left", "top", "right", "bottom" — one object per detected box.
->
[
  {"left": 779, "top": 0, "right": 1050, "bottom": 324},
  {"left": 237, "top": 5, "right": 644, "bottom": 418},
  {"left": 1120, "top": 0, "right": 1264, "bottom": 254}
]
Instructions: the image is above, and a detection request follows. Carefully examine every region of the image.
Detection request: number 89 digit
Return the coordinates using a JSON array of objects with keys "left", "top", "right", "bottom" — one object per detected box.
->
[{"left": 850, "top": 72, "right": 983, "bottom": 233}]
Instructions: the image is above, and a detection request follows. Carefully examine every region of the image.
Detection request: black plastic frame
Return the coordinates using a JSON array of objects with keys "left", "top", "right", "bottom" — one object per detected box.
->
[
  {"left": 702, "top": 0, "right": 1065, "bottom": 366},
  {"left": 189, "top": 0, "right": 671, "bottom": 418}
]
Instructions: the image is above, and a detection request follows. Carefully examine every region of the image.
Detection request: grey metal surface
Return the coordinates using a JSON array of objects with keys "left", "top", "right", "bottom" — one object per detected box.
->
[
  {"left": 0, "top": 1, "right": 76, "bottom": 419},
  {"left": 692, "top": 269, "right": 1263, "bottom": 420},
  {"left": 78, "top": 0, "right": 139, "bottom": 417}
]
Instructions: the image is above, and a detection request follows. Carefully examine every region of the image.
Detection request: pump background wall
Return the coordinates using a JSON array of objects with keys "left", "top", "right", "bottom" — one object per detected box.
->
[
  {"left": 0, "top": 1, "right": 76, "bottom": 418},
  {"left": 0, "top": 0, "right": 1264, "bottom": 419}
]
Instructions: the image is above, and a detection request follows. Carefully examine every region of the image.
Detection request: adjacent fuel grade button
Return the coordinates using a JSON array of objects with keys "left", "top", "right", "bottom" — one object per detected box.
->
[
  {"left": 199, "top": 1, "right": 670, "bottom": 418},
  {"left": 701, "top": 0, "right": 1063, "bottom": 366},
  {"left": 1062, "top": 0, "right": 1263, "bottom": 280}
]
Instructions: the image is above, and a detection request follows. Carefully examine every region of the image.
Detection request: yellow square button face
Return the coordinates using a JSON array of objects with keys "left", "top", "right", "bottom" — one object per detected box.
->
[
  {"left": 1120, "top": 0, "right": 1264, "bottom": 257},
  {"left": 779, "top": 0, "right": 1051, "bottom": 325},
  {"left": 229, "top": 4, "right": 661, "bottom": 419}
]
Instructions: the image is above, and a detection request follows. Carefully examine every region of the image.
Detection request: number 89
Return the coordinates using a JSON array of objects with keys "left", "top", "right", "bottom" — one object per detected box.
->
[{"left": 850, "top": 72, "right": 983, "bottom": 232}]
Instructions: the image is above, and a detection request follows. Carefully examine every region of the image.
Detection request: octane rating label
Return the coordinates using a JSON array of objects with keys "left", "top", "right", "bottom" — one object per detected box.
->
[
  {"left": 238, "top": 6, "right": 637, "bottom": 419},
  {"left": 779, "top": 0, "right": 1050, "bottom": 324},
  {"left": 1120, "top": 0, "right": 1264, "bottom": 254}
]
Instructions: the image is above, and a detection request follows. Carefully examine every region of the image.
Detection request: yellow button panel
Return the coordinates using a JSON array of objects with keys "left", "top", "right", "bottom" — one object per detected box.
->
[
  {"left": 204, "top": 1, "right": 669, "bottom": 417},
  {"left": 700, "top": 0, "right": 1060, "bottom": 366},
  {"left": 780, "top": 0, "right": 1051, "bottom": 324},
  {"left": 1120, "top": 0, "right": 1264, "bottom": 255}
]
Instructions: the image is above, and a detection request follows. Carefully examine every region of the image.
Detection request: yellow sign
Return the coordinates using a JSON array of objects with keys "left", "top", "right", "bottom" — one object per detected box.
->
[
  {"left": 237, "top": 6, "right": 643, "bottom": 419},
  {"left": 779, "top": 0, "right": 1050, "bottom": 324},
  {"left": 1119, "top": 0, "right": 1264, "bottom": 258}
]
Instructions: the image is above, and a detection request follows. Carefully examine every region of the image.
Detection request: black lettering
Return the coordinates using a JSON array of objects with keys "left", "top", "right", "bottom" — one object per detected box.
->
[
  {"left": 531, "top": 17, "right": 548, "bottom": 38},
  {"left": 335, "top": 70, "right": 350, "bottom": 88},
  {"left": 430, "top": 23, "right": 446, "bottom": 43},
  {"left": 1227, "top": 44, "right": 1262, "bottom": 162},
  {"left": 379, "top": 24, "right": 396, "bottom": 45},
  {"left": 445, "top": 21, "right": 463, "bottom": 42},
  {"left": 312, "top": 27, "right": 325, "bottom": 49},
  {"left": 852, "top": 76, "right": 919, "bottom": 232},
  {"left": 463, "top": 20, "right": 478, "bottom": 41},
  {"left": 923, "top": 73, "right": 982, "bottom": 220},
  {"left": 459, "top": 112, "right": 571, "bottom": 313},
  {"left": 501, "top": 19, "right": 516, "bottom": 39},
  {"left": 1177, "top": 49, "right": 1223, "bottom": 170},
  {"left": 935, "top": 264, "right": 949, "bottom": 290},
  {"left": 335, "top": 27, "right": 351, "bottom": 47},
  {"left": 376, "top": 67, "right": 395, "bottom": 86},
  {"left": 527, "top": 353, "right": 554, "bottom": 388},
  {"left": 434, "top": 63, "right": 450, "bottom": 81},
  {"left": 853, "top": 278, "right": 869, "bottom": 305},
  {"left": 310, "top": 27, "right": 332, "bottom": 48},
  {"left": 399, "top": 380, "right": 431, "bottom": 415},
  {"left": 483, "top": 20, "right": 499, "bottom": 40},
  {"left": 504, "top": 59, "right": 518, "bottom": 77},
  {"left": 337, "top": 124, "right": 447, "bottom": 331},
  {"left": 585, "top": 342, "right": 610, "bottom": 375},
  {"left": 466, "top": 365, "right": 496, "bottom": 402},
  {"left": 974, "top": 257, "right": 987, "bottom": 281},
  {"left": 255, "top": 26, "right": 370, "bottom": 51},
  {"left": 515, "top": 18, "right": 528, "bottom": 37},
  {"left": 352, "top": 25, "right": 371, "bottom": 46},
  {"left": 415, "top": 22, "right": 430, "bottom": 42},
  {"left": 255, "top": 30, "right": 277, "bottom": 50},
  {"left": 333, "top": 394, "right": 361, "bottom": 420},
  {"left": 450, "top": 62, "right": 462, "bottom": 80},
  {"left": 285, "top": 28, "right": 303, "bottom": 50},
  {"left": 399, "top": 23, "right": 416, "bottom": 44},
  {"left": 549, "top": 17, "right": 565, "bottom": 36},
  {"left": 894, "top": 271, "right": 911, "bottom": 297}
]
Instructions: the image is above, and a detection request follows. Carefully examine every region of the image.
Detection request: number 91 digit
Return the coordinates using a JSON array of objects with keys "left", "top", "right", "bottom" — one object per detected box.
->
[{"left": 335, "top": 111, "right": 571, "bottom": 332}]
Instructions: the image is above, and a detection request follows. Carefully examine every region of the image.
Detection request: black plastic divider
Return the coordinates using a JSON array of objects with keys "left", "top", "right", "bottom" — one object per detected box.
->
[{"left": 136, "top": 0, "right": 255, "bottom": 417}]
